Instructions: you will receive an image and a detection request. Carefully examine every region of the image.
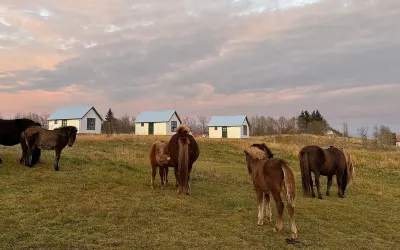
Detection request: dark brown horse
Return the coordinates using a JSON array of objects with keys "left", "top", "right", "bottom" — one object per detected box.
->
[
  {"left": 24, "top": 126, "right": 78, "bottom": 171},
  {"left": 0, "top": 118, "right": 41, "bottom": 166},
  {"left": 149, "top": 140, "right": 174, "bottom": 188},
  {"left": 251, "top": 143, "right": 274, "bottom": 159},
  {"left": 244, "top": 146, "right": 298, "bottom": 239},
  {"left": 167, "top": 125, "right": 200, "bottom": 195},
  {"left": 298, "top": 145, "right": 348, "bottom": 199}
]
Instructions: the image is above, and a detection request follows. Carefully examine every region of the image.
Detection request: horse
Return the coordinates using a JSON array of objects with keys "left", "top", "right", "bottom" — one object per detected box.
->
[
  {"left": 243, "top": 146, "right": 298, "bottom": 239},
  {"left": 341, "top": 148, "right": 355, "bottom": 185},
  {"left": 250, "top": 143, "right": 274, "bottom": 159},
  {"left": 298, "top": 145, "right": 348, "bottom": 199},
  {"left": 0, "top": 118, "right": 42, "bottom": 166},
  {"left": 149, "top": 140, "right": 174, "bottom": 188},
  {"left": 24, "top": 126, "right": 78, "bottom": 171},
  {"left": 167, "top": 124, "right": 200, "bottom": 195}
]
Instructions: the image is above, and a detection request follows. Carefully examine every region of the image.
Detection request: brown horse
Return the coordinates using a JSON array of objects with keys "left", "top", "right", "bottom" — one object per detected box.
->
[
  {"left": 149, "top": 140, "right": 174, "bottom": 188},
  {"left": 24, "top": 126, "right": 78, "bottom": 171},
  {"left": 298, "top": 145, "right": 348, "bottom": 199},
  {"left": 244, "top": 146, "right": 298, "bottom": 239},
  {"left": 167, "top": 125, "right": 200, "bottom": 195}
]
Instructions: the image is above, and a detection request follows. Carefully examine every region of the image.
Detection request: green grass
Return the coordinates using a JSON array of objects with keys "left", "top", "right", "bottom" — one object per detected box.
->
[{"left": 0, "top": 134, "right": 399, "bottom": 249}]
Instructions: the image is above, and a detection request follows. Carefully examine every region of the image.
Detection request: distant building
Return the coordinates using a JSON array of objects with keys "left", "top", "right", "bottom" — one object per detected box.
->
[
  {"left": 134, "top": 110, "right": 181, "bottom": 135},
  {"left": 396, "top": 135, "right": 400, "bottom": 147},
  {"left": 207, "top": 115, "right": 250, "bottom": 139},
  {"left": 47, "top": 106, "right": 103, "bottom": 134}
]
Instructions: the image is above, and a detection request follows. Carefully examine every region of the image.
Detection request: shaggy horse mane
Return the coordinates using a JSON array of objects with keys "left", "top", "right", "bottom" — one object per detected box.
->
[
  {"left": 245, "top": 146, "right": 267, "bottom": 160},
  {"left": 177, "top": 124, "right": 190, "bottom": 134}
]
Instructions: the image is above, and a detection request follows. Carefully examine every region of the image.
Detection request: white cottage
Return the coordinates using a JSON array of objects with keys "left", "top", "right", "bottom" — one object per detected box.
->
[
  {"left": 134, "top": 110, "right": 181, "bottom": 135},
  {"left": 207, "top": 115, "right": 250, "bottom": 139},
  {"left": 47, "top": 106, "right": 103, "bottom": 134}
]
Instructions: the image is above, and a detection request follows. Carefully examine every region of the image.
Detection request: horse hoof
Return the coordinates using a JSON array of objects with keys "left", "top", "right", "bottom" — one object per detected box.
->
[
  {"left": 257, "top": 221, "right": 263, "bottom": 226},
  {"left": 318, "top": 196, "right": 323, "bottom": 200}
]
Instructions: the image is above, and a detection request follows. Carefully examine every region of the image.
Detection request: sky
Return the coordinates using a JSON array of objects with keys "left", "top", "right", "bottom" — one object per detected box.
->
[{"left": 0, "top": 0, "right": 399, "bottom": 136}]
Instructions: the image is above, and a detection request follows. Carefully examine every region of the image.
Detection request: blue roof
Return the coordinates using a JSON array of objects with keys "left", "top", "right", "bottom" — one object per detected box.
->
[
  {"left": 48, "top": 106, "right": 101, "bottom": 120},
  {"left": 207, "top": 115, "right": 248, "bottom": 127},
  {"left": 134, "top": 110, "right": 181, "bottom": 123}
]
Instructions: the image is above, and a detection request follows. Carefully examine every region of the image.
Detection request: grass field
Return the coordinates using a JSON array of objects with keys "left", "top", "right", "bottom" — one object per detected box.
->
[{"left": 0, "top": 134, "right": 399, "bottom": 249}]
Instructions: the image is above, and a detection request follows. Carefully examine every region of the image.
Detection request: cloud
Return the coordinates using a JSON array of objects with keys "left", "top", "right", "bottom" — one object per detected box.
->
[{"left": 0, "top": 0, "right": 400, "bottom": 132}]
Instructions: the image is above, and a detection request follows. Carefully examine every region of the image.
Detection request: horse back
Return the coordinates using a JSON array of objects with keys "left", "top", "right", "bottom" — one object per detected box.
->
[
  {"left": 0, "top": 119, "right": 39, "bottom": 146},
  {"left": 254, "top": 158, "right": 285, "bottom": 193},
  {"left": 167, "top": 133, "right": 199, "bottom": 165}
]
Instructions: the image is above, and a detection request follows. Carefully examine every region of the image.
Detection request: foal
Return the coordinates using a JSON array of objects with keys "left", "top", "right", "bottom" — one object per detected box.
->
[
  {"left": 149, "top": 140, "right": 173, "bottom": 188},
  {"left": 24, "top": 126, "right": 78, "bottom": 171},
  {"left": 244, "top": 146, "right": 298, "bottom": 239}
]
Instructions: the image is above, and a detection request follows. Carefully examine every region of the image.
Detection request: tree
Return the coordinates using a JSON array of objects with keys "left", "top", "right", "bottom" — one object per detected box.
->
[
  {"left": 342, "top": 122, "right": 349, "bottom": 137},
  {"left": 357, "top": 126, "right": 369, "bottom": 145},
  {"left": 102, "top": 108, "right": 116, "bottom": 134},
  {"left": 197, "top": 116, "right": 210, "bottom": 134}
]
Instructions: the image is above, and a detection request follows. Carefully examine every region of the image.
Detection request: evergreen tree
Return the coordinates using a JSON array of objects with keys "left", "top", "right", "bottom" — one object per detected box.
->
[{"left": 102, "top": 108, "right": 116, "bottom": 134}]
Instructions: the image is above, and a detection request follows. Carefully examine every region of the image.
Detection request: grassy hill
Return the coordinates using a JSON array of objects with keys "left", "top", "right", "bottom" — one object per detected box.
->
[{"left": 0, "top": 134, "right": 399, "bottom": 249}]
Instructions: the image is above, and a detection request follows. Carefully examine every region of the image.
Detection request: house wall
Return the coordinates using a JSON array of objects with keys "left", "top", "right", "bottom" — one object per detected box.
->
[
  {"left": 396, "top": 142, "right": 400, "bottom": 147},
  {"left": 48, "top": 119, "right": 81, "bottom": 133},
  {"left": 166, "top": 112, "right": 181, "bottom": 135},
  {"left": 135, "top": 122, "right": 149, "bottom": 135},
  {"left": 80, "top": 109, "right": 102, "bottom": 134},
  {"left": 209, "top": 126, "right": 222, "bottom": 138},
  {"left": 241, "top": 119, "right": 250, "bottom": 139},
  {"left": 154, "top": 123, "right": 167, "bottom": 135}
]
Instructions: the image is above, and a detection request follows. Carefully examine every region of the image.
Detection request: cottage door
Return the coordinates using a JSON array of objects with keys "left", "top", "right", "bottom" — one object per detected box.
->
[
  {"left": 148, "top": 122, "right": 154, "bottom": 135},
  {"left": 222, "top": 126, "right": 228, "bottom": 138}
]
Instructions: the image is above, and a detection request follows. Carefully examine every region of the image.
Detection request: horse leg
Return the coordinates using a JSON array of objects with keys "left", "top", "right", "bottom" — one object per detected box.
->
[
  {"left": 54, "top": 148, "right": 62, "bottom": 171},
  {"left": 310, "top": 171, "right": 316, "bottom": 198},
  {"left": 314, "top": 172, "right": 323, "bottom": 199},
  {"left": 159, "top": 166, "right": 164, "bottom": 186},
  {"left": 271, "top": 191, "right": 284, "bottom": 234},
  {"left": 285, "top": 194, "right": 298, "bottom": 239},
  {"left": 256, "top": 190, "right": 264, "bottom": 226},
  {"left": 336, "top": 171, "right": 344, "bottom": 198},
  {"left": 164, "top": 167, "right": 169, "bottom": 186},
  {"left": 19, "top": 141, "right": 28, "bottom": 165},
  {"left": 186, "top": 163, "right": 193, "bottom": 195},
  {"left": 26, "top": 146, "right": 34, "bottom": 167},
  {"left": 174, "top": 166, "right": 179, "bottom": 188},
  {"left": 264, "top": 193, "right": 272, "bottom": 222},
  {"left": 151, "top": 164, "right": 157, "bottom": 189},
  {"left": 326, "top": 175, "right": 333, "bottom": 196}
]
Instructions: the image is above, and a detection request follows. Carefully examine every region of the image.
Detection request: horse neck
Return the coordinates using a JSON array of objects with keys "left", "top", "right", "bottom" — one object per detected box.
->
[{"left": 248, "top": 158, "right": 266, "bottom": 175}]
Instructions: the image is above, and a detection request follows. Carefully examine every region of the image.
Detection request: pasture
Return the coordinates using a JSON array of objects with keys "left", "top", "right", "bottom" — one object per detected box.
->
[{"left": 0, "top": 134, "right": 399, "bottom": 249}]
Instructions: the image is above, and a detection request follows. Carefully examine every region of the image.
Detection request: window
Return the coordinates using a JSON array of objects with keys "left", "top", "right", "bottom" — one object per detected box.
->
[
  {"left": 141, "top": 123, "right": 144, "bottom": 127},
  {"left": 54, "top": 120, "right": 58, "bottom": 124},
  {"left": 171, "top": 121, "right": 177, "bottom": 132},
  {"left": 62, "top": 120, "right": 67, "bottom": 126},
  {"left": 87, "top": 118, "right": 95, "bottom": 130},
  {"left": 214, "top": 127, "right": 217, "bottom": 130},
  {"left": 243, "top": 125, "right": 248, "bottom": 135}
]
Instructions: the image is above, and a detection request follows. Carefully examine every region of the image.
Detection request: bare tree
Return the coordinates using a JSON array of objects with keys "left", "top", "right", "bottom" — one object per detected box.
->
[
  {"left": 14, "top": 112, "right": 50, "bottom": 129},
  {"left": 342, "top": 122, "right": 349, "bottom": 137},
  {"left": 357, "top": 125, "right": 369, "bottom": 145},
  {"left": 181, "top": 116, "right": 198, "bottom": 133},
  {"left": 197, "top": 116, "right": 210, "bottom": 134}
]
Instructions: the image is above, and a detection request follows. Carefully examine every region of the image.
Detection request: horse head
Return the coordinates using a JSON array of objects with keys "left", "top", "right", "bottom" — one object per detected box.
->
[{"left": 67, "top": 126, "right": 78, "bottom": 146}]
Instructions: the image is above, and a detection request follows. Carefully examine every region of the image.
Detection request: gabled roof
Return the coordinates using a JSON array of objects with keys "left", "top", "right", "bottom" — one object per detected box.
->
[
  {"left": 134, "top": 109, "right": 181, "bottom": 123},
  {"left": 47, "top": 106, "right": 103, "bottom": 121},
  {"left": 207, "top": 115, "right": 249, "bottom": 127}
]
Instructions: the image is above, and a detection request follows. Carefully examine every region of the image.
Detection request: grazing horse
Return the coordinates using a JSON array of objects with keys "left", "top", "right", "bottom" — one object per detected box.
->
[
  {"left": 0, "top": 118, "right": 41, "bottom": 166},
  {"left": 24, "top": 126, "right": 78, "bottom": 171},
  {"left": 298, "top": 145, "right": 348, "bottom": 199},
  {"left": 149, "top": 140, "right": 174, "bottom": 188},
  {"left": 243, "top": 146, "right": 298, "bottom": 239},
  {"left": 250, "top": 143, "right": 274, "bottom": 159},
  {"left": 167, "top": 125, "right": 200, "bottom": 195}
]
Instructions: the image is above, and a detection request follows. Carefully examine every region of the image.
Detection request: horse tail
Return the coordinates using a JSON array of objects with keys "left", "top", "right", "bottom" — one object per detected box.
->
[
  {"left": 346, "top": 153, "right": 355, "bottom": 185},
  {"left": 281, "top": 161, "right": 296, "bottom": 206},
  {"left": 299, "top": 150, "right": 311, "bottom": 196},
  {"left": 341, "top": 161, "right": 348, "bottom": 195},
  {"left": 178, "top": 137, "right": 190, "bottom": 194}
]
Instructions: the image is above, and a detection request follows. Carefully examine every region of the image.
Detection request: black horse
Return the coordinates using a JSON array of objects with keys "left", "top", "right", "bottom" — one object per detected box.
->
[{"left": 0, "top": 118, "right": 41, "bottom": 166}]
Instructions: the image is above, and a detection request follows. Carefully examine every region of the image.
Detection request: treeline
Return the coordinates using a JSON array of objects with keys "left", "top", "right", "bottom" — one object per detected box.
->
[{"left": 101, "top": 109, "right": 135, "bottom": 134}]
